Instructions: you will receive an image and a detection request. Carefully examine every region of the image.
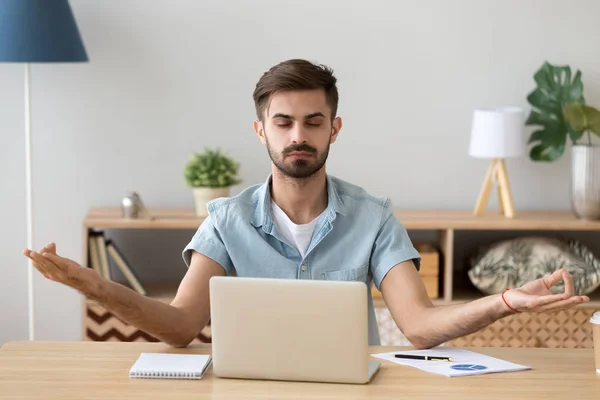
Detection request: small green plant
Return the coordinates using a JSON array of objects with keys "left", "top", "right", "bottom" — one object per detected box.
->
[
  {"left": 526, "top": 61, "right": 600, "bottom": 162},
  {"left": 184, "top": 148, "right": 241, "bottom": 188}
]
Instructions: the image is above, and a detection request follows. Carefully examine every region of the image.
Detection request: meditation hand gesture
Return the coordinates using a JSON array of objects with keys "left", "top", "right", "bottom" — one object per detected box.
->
[
  {"left": 502, "top": 268, "right": 589, "bottom": 313},
  {"left": 23, "top": 243, "right": 92, "bottom": 292}
]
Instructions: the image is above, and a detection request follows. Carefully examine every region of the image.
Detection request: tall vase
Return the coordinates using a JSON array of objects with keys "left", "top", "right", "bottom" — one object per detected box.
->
[{"left": 571, "top": 144, "right": 600, "bottom": 220}]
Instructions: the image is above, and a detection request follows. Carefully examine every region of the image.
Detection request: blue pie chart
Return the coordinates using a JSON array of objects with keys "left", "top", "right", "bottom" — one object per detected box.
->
[{"left": 451, "top": 364, "right": 488, "bottom": 371}]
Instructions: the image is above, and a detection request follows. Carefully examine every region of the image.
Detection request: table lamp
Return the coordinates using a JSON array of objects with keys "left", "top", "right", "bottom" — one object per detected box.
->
[
  {"left": 469, "top": 107, "right": 525, "bottom": 218},
  {"left": 0, "top": 0, "right": 89, "bottom": 340}
]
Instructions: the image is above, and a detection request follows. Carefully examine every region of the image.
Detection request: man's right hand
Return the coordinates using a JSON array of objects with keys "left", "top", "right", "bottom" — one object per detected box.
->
[
  {"left": 22, "top": 243, "right": 225, "bottom": 348},
  {"left": 23, "top": 242, "right": 97, "bottom": 293}
]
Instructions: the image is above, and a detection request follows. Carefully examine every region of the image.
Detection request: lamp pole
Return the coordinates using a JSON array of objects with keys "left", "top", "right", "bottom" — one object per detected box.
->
[{"left": 25, "top": 62, "right": 35, "bottom": 340}]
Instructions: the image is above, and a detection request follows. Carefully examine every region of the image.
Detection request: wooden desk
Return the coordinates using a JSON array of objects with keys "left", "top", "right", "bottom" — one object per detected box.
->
[{"left": 0, "top": 341, "right": 598, "bottom": 399}]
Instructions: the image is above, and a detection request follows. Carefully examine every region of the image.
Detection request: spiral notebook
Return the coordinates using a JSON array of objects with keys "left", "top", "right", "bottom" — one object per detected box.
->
[{"left": 129, "top": 353, "right": 212, "bottom": 380}]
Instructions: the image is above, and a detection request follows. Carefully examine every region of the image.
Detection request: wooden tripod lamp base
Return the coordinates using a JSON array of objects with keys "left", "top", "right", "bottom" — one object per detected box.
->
[{"left": 473, "top": 158, "right": 515, "bottom": 218}]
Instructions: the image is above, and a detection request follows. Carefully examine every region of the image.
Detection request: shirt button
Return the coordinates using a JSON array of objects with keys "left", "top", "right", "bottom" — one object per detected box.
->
[{"left": 301, "top": 265, "right": 307, "bottom": 271}]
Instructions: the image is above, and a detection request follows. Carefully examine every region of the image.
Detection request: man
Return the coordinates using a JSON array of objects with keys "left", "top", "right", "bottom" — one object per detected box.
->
[{"left": 24, "top": 59, "right": 589, "bottom": 349}]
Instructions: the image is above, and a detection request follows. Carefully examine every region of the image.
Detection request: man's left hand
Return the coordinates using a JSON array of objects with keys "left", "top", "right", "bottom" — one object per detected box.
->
[{"left": 502, "top": 268, "right": 589, "bottom": 313}]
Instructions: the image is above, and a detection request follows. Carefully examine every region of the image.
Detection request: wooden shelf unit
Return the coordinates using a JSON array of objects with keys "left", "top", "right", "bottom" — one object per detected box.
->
[
  {"left": 84, "top": 208, "right": 600, "bottom": 231},
  {"left": 81, "top": 207, "right": 600, "bottom": 348},
  {"left": 82, "top": 208, "right": 600, "bottom": 308}
]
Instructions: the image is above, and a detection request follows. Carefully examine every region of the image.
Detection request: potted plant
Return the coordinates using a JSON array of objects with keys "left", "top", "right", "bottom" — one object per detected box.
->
[
  {"left": 525, "top": 61, "right": 600, "bottom": 219},
  {"left": 184, "top": 148, "right": 241, "bottom": 217}
]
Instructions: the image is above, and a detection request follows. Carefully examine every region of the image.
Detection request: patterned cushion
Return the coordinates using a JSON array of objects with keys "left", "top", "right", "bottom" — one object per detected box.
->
[{"left": 467, "top": 236, "right": 600, "bottom": 295}]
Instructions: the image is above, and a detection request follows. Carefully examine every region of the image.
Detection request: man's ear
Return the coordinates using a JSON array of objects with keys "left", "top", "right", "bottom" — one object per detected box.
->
[
  {"left": 254, "top": 120, "right": 267, "bottom": 145},
  {"left": 330, "top": 116, "right": 342, "bottom": 144}
]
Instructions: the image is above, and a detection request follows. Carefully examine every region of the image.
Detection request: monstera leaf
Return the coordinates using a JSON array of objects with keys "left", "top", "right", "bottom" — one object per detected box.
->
[
  {"left": 526, "top": 62, "right": 585, "bottom": 161},
  {"left": 563, "top": 103, "right": 600, "bottom": 136}
]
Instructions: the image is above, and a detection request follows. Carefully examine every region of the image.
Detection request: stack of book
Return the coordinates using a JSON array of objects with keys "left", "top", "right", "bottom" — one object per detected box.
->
[{"left": 88, "top": 231, "right": 146, "bottom": 295}]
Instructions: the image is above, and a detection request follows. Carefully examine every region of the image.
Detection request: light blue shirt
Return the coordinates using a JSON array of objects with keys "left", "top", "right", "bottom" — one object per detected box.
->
[{"left": 182, "top": 174, "right": 421, "bottom": 345}]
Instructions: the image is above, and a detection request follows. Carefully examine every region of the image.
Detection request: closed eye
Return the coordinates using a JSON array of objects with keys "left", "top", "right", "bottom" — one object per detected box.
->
[{"left": 306, "top": 117, "right": 324, "bottom": 127}]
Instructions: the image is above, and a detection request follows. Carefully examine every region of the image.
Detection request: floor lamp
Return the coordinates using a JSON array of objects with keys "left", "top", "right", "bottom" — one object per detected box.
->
[
  {"left": 469, "top": 107, "right": 525, "bottom": 219},
  {"left": 0, "top": 0, "right": 88, "bottom": 340}
]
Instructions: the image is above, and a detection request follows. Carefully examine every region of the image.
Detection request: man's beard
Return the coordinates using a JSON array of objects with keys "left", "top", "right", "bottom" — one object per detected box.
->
[{"left": 265, "top": 133, "right": 330, "bottom": 179}]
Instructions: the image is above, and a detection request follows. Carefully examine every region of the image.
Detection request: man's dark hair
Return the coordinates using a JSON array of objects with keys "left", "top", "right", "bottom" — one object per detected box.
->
[{"left": 253, "top": 59, "right": 339, "bottom": 122}]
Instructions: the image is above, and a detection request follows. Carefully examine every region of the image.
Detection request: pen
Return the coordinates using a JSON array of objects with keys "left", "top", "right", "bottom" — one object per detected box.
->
[{"left": 394, "top": 354, "right": 452, "bottom": 362}]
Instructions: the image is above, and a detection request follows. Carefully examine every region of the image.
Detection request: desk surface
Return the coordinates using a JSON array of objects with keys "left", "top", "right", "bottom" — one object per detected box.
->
[{"left": 0, "top": 341, "right": 598, "bottom": 399}]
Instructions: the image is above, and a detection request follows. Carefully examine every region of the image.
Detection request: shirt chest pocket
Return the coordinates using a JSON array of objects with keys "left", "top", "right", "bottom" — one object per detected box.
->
[{"left": 321, "top": 264, "right": 369, "bottom": 282}]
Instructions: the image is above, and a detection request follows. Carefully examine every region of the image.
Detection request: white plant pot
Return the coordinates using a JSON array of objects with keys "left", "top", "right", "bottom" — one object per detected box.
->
[{"left": 193, "top": 187, "right": 230, "bottom": 217}]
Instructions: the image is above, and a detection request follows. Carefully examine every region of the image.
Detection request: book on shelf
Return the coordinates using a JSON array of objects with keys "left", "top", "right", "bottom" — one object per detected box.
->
[
  {"left": 95, "top": 232, "right": 111, "bottom": 280},
  {"left": 88, "top": 232, "right": 102, "bottom": 276},
  {"left": 105, "top": 238, "right": 147, "bottom": 296},
  {"left": 88, "top": 231, "right": 110, "bottom": 280},
  {"left": 88, "top": 230, "right": 147, "bottom": 296}
]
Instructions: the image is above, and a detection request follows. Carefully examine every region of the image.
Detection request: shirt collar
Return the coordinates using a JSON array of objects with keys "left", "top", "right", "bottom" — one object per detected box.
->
[{"left": 251, "top": 173, "right": 346, "bottom": 229}]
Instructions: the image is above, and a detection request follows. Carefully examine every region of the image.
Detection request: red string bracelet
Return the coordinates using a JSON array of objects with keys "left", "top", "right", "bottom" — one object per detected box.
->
[{"left": 502, "top": 288, "right": 520, "bottom": 313}]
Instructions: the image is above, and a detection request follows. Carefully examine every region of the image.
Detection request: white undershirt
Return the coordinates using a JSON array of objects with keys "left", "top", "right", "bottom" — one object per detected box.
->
[{"left": 271, "top": 200, "right": 319, "bottom": 258}]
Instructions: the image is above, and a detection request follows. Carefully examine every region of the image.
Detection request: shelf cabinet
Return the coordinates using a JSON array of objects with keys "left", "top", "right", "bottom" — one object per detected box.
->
[{"left": 81, "top": 208, "right": 600, "bottom": 347}]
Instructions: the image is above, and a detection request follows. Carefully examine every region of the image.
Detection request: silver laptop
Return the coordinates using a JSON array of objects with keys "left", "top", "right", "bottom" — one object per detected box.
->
[{"left": 209, "top": 276, "right": 381, "bottom": 384}]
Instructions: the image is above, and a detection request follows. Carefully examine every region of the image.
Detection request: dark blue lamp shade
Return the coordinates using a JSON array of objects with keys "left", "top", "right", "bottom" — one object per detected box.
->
[{"left": 0, "top": 0, "right": 88, "bottom": 62}]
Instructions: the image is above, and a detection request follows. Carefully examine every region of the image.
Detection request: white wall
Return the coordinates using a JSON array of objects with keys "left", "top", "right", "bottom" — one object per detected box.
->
[{"left": 1, "top": 0, "right": 599, "bottom": 344}]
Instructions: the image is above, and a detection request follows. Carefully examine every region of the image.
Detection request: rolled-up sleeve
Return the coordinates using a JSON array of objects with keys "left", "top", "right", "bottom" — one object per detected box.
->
[
  {"left": 182, "top": 215, "right": 235, "bottom": 276},
  {"left": 370, "top": 205, "right": 421, "bottom": 291}
]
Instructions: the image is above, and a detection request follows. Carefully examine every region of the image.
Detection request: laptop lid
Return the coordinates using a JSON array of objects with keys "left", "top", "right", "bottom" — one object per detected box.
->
[{"left": 209, "top": 276, "right": 373, "bottom": 384}]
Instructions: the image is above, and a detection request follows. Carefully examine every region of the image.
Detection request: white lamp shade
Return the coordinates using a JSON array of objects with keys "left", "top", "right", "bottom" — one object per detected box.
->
[{"left": 469, "top": 107, "right": 525, "bottom": 158}]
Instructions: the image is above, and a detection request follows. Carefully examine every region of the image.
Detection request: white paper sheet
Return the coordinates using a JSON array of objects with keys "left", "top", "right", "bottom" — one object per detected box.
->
[{"left": 371, "top": 347, "right": 531, "bottom": 377}]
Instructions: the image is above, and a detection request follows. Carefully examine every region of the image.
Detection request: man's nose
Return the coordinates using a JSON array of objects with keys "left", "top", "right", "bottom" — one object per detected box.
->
[{"left": 290, "top": 123, "right": 308, "bottom": 143}]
